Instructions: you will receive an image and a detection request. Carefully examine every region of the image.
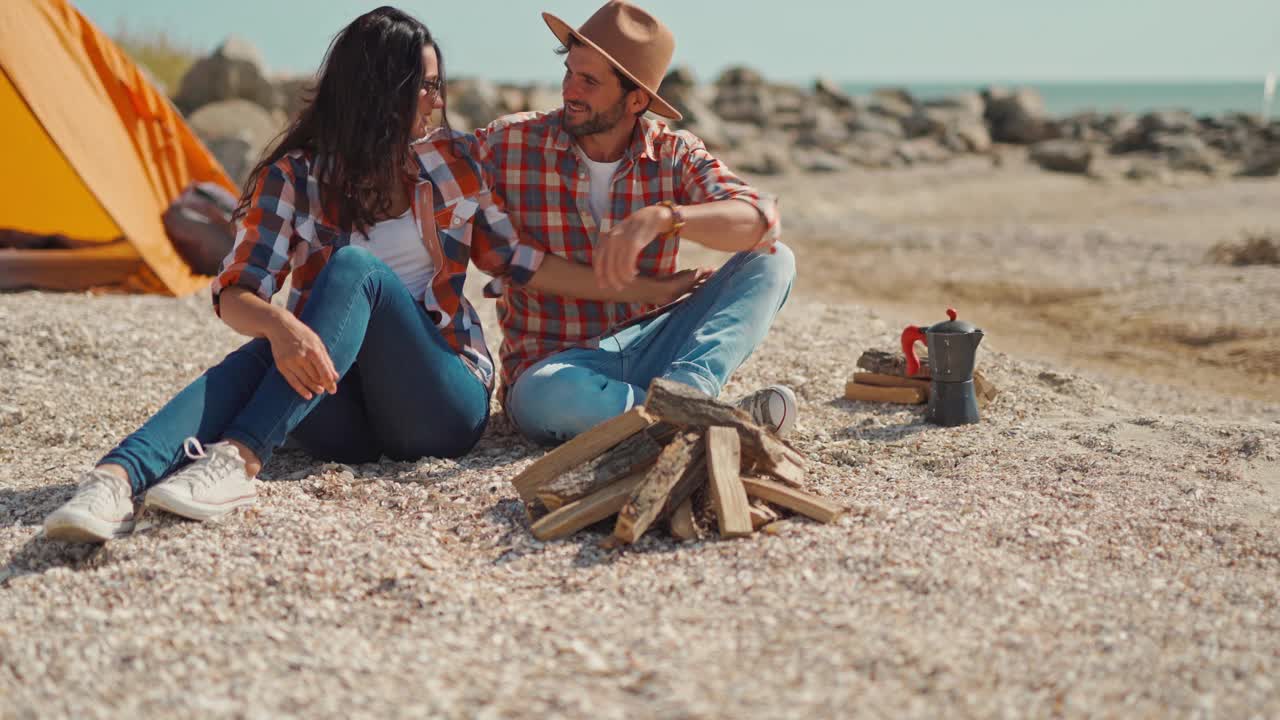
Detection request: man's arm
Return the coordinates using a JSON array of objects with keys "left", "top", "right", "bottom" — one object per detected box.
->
[{"left": 592, "top": 132, "right": 781, "bottom": 291}]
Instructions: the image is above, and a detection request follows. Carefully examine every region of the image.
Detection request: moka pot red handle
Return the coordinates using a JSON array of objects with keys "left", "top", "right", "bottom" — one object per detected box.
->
[{"left": 901, "top": 325, "right": 927, "bottom": 377}]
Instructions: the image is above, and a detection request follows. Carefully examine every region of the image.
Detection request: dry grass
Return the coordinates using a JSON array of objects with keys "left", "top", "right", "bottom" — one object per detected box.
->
[
  {"left": 111, "top": 24, "right": 198, "bottom": 96},
  {"left": 1208, "top": 229, "right": 1280, "bottom": 266}
]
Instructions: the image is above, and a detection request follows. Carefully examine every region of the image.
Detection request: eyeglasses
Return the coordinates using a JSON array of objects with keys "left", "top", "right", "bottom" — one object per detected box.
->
[{"left": 421, "top": 77, "right": 443, "bottom": 97}]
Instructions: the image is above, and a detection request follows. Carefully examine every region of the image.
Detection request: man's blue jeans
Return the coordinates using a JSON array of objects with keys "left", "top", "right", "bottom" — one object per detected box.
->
[
  {"left": 100, "top": 246, "right": 490, "bottom": 494},
  {"left": 507, "top": 243, "right": 795, "bottom": 445}
]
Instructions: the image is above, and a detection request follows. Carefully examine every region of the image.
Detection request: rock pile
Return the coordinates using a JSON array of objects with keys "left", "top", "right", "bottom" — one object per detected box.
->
[{"left": 170, "top": 36, "right": 1280, "bottom": 186}]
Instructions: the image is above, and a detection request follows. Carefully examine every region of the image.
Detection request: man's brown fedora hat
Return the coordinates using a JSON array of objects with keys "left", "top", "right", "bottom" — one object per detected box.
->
[{"left": 542, "top": 1, "right": 682, "bottom": 120}]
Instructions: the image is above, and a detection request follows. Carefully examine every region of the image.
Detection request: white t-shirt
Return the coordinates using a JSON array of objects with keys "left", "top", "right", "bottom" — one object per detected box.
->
[
  {"left": 581, "top": 155, "right": 623, "bottom": 226},
  {"left": 351, "top": 209, "right": 433, "bottom": 301}
]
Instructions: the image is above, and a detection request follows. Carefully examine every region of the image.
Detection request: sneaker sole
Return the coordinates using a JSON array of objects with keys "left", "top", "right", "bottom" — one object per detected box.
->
[
  {"left": 143, "top": 488, "right": 257, "bottom": 522},
  {"left": 44, "top": 512, "right": 133, "bottom": 543}
]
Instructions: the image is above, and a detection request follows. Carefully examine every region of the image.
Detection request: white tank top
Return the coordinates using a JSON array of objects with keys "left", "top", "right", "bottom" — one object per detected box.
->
[
  {"left": 581, "top": 155, "right": 622, "bottom": 226},
  {"left": 351, "top": 209, "right": 433, "bottom": 301}
]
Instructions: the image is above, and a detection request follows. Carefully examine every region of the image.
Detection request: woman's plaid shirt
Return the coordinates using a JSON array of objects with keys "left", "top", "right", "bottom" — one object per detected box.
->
[
  {"left": 210, "top": 129, "right": 544, "bottom": 389},
  {"left": 473, "top": 109, "right": 781, "bottom": 390}
]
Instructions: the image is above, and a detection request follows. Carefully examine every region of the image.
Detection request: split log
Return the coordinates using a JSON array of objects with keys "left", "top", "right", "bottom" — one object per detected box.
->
[
  {"left": 530, "top": 472, "right": 646, "bottom": 541},
  {"left": 705, "top": 426, "right": 752, "bottom": 538},
  {"left": 537, "top": 431, "right": 663, "bottom": 510},
  {"left": 856, "top": 349, "right": 930, "bottom": 379},
  {"left": 741, "top": 476, "right": 843, "bottom": 524},
  {"left": 852, "top": 372, "right": 931, "bottom": 392},
  {"left": 510, "top": 407, "right": 654, "bottom": 504},
  {"left": 844, "top": 382, "right": 927, "bottom": 404},
  {"left": 668, "top": 497, "right": 700, "bottom": 542},
  {"left": 749, "top": 500, "right": 779, "bottom": 530},
  {"left": 644, "top": 379, "right": 805, "bottom": 486},
  {"left": 974, "top": 370, "right": 998, "bottom": 408},
  {"left": 614, "top": 432, "right": 705, "bottom": 544}
]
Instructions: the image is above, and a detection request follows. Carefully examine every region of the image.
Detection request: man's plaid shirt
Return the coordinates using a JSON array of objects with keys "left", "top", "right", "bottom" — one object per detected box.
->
[
  {"left": 211, "top": 129, "right": 544, "bottom": 389},
  {"left": 473, "top": 109, "right": 781, "bottom": 390}
]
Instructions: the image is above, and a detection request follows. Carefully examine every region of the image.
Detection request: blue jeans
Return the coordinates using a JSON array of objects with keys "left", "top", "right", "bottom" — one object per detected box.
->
[
  {"left": 101, "top": 246, "right": 490, "bottom": 494},
  {"left": 508, "top": 243, "right": 795, "bottom": 445}
]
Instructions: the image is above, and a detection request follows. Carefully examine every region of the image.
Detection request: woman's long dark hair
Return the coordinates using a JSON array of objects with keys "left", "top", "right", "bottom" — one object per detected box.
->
[{"left": 234, "top": 6, "right": 450, "bottom": 231}]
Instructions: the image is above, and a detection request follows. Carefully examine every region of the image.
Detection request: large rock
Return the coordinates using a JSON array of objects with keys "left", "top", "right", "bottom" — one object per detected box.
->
[
  {"left": 1237, "top": 146, "right": 1280, "bottom": 177},
  {"left": 813, "top": 77, "right": 854, "bottom": 110},
  {"left": 840, "top": 132, "right": 901, "bottom": 168},
  {"left": 175, "top": 36, "right": 279, "bottom": 115},
  {"left": 713, "top": 84, "right": 774, "bottom": 126},
  {"left": 795, "top": 105, "right": 848, "bottom": 149},
  {"left": 895, "top": 137, "right": 952, "bottom": 166},
  {"left": 848, "top": 111, "right": 905, "bottom": 139},
  {"left": 984, "top": 87, "right": 1056, "bottom": 144},
  {"left": 1029, "top": 139, "right": 1094, "bottom": 174},
  {"left": 188, "top": 99, "right": 284, "bottom": 185},
  {"left": 448, "top": 78, "right": 504, "bottom": 129},
  {"left": 274, "top": 74, "right": 313, "bottom": 122},
  {"left": 792, "top": 147, "right": 850, "bottom": 173},
  {"left": 1152, "top": 133, "right": 1217, "bottom": 174},
  {"left": 715, "top": 66, "right": 766, "bottom": 88},
  {"left": 724, "top": 131, "right": 794, "bottom": 175},
  {"left": 869, "top": 88, "right": 917, "bottom": 120}
]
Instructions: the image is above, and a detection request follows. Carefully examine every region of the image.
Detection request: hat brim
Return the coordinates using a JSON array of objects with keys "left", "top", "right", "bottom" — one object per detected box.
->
[{"left": 542, "top": 11, "right": 682, "bottom": 121}]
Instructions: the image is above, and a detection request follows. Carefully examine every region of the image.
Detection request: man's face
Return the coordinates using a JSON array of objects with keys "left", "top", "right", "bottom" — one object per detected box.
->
[{"left": 561, "top": 44, "right": 631, "bottom": 137}]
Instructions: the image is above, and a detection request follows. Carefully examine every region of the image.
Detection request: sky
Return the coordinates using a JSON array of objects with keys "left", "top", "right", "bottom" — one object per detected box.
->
[{"left": 78, "top": 0, "right": 1280, "bottom": 84}]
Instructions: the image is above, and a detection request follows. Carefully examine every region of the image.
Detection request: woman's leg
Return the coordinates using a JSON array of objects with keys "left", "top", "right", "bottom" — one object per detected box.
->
[
  {"left": 97, "top": 338, "right": 276, "bottom": 494},
  {"left": 219, "top": 245, "right": 487, "bottom": 465}
]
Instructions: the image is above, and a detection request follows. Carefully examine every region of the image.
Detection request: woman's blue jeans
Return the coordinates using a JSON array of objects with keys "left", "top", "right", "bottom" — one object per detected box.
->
[
  {"left": 100, "top": 246, "right": 490, "bottom": 494},
  {"left": 508, "top": 243, "right": 795, "bottom": 445}
]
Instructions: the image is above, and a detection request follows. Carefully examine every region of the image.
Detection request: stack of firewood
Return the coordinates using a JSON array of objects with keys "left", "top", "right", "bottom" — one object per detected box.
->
[
  {"left": 844, "top": 349, "right": 996, "bottom": 405},
  {"left": 511, "top": 379, "right": 843, "bottom": 543}
]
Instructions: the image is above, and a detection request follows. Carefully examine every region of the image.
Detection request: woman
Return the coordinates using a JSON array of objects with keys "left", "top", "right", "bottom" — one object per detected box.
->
[{"left": 42, "top": 6, "right": 699, "bottom": 543}]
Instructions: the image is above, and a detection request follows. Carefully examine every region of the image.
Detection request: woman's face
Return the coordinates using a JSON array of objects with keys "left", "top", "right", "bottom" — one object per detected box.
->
[{"left": 414, "top": 44, "right": 444, "bottom": 138}]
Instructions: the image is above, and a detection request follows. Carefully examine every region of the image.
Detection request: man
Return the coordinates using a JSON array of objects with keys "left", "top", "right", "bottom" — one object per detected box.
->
[{"left": 475, "top": 0, "right": 797, "bottom": 445}]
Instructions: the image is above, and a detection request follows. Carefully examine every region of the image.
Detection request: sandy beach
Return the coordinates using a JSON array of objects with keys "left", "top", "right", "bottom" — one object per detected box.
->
[{"left": 1, "top": 157, "right": 1278, "bottom": 717}]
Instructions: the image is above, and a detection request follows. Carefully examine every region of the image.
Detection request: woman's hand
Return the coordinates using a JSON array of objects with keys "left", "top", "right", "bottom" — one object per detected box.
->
[
  {"left": 646, "top": 267, "right": 712, "bottom": 306},
  {"left": 265, "top": 314, "right": 339, "bottom": 400}
]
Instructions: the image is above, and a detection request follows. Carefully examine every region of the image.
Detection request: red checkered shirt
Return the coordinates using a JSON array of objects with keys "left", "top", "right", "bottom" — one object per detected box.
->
[
  {"left": 473, "top": 109, "right": 781, "bottom": 390},
  {"left": 211, "top": 129, "right": 544, "bottom": 389}
]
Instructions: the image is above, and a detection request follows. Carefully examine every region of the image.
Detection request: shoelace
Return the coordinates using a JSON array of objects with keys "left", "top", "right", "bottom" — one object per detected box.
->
[
  {"left": 180, "top": 437, "right": 241, "bottom": 491},
  {"left": 70, "top": 471, "right": 129, "bottom": 513}
]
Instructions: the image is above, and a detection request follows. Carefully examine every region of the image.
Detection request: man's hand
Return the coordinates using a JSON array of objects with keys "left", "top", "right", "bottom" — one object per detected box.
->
[
  {"left": 265, "top": 314, "right": 339, "bottom": 400},
  {"left": 594, "top": 205, "right": 672, "bottom": 291}
]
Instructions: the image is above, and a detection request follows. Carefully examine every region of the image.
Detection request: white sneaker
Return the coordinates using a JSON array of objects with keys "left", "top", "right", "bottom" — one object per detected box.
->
[
  {"left": 735, "top": 384, "right": 798, "bottom": 437},
  {"left": 144, "top": 438, "right": 257, "bottom": 521},
  {"left": 43, "top": 469, "right": 135, "bottom": 543}
]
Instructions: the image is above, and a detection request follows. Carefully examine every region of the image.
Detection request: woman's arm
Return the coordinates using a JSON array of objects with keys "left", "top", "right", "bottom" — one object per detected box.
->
[
  {"left": 526, "top": 253, "right": 706, "bottom": 305},
  {"left": 220, "top": 288, "right": 339, "bottom": 400}
]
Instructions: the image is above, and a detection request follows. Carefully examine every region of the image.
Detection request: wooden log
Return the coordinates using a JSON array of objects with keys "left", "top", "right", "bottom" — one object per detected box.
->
[
  {"left": 852, "top": 372, "right": 932, "bottom": 392},
  {"left": 668, "top": 497, "right": 699, "bottom": 542},
  {"left": 974, "top": 370, "right": 998, "bottom": 408},
  {"left": 537, "top": 431, "right": 663, "bottom": 510},
  {"left": 741, "top": 476, "right": 843, "bottom": 524},
  {"left": 856, "top": 349, "right": 930, "bottom": 379},
  {"left": 614, "top": 432, "right": 704, "bottom": 544},
  {"left": 843, "top": 381, "right": 927, "bottom": 405},
  {"left": 644, "top": 379, "right": 806, "bottom": 486},
  {"left": 749, "top": 500, "right": 779, "bottom": 530},
  {"left": 510, "top": 407, "right": 654, "bottom": 504},
  {"left": 705, "top": 426, "right": 752, "bottom": 538},
  {"left": 530, "top": 472, "right": 646, "bottom": 541}
]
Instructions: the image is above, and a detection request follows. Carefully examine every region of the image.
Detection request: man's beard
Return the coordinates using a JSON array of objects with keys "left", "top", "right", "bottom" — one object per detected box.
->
[{"left": 563, "top": 97, "right": 628, "bottom": 137}]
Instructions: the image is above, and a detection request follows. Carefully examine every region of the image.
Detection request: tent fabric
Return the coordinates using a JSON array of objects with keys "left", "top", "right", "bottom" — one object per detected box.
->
[{"left": 0, "top": 0, "right": 237, "bottom": 295}]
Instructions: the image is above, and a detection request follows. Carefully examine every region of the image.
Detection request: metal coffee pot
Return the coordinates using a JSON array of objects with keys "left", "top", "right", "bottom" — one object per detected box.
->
[{"left": 900, "top": 308, "right": 984, "bottom": 426}]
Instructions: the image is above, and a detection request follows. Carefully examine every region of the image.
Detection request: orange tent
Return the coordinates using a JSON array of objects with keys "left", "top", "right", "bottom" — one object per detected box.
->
[{"left": 0, "top": 0, "right": 236, "bottom": 294}]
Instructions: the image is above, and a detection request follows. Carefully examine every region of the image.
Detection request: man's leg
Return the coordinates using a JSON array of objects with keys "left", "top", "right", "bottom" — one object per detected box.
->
[
  {"left": 506, "top": 344, "right": 635, "bottom": 446},
  {"left": 620, "top": 243, "right": 795, "bottom": 398},
  {"left": 506, "top": 244, "right": 794, "bottom": 445}
]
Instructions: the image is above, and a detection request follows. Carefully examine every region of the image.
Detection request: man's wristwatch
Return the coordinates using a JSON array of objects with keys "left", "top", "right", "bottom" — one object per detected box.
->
[{"left": 657, "top": 200, "right": 685, "bottom": 240}]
